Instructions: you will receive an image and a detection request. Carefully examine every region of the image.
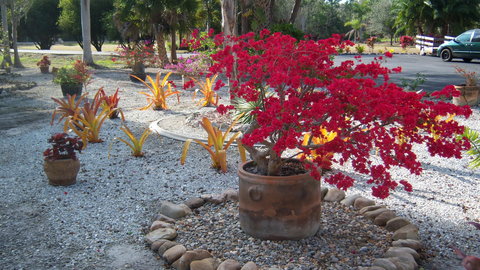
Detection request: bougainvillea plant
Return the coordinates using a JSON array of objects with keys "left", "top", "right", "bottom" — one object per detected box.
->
[
  {"left": 400, "top": 35, "right": 415, "bottom": 49},
  {"left": 113, "top": 40, "right": 157, "bottom": 72},
  {"left": 43, "top": 133, "right": 83, "bottom": 161},
  {"left": 210, "top": 30, "right": 471, "bottom": 199}
]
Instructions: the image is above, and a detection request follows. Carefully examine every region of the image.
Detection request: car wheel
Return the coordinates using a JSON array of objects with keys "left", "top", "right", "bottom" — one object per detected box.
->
[
  {"left": 440, "top": 49, "right": 453, "bottom": 62},
  {"left": 463, "top": 58, "right": 472, "bottom": 63}
]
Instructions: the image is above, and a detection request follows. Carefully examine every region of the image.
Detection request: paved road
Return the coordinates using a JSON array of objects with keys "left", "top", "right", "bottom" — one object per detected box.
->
[{"left": 335, "top": 54, "right": 480, "bottom": 92}]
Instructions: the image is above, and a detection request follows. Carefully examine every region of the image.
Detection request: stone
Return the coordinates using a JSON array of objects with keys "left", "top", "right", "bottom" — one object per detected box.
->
[
  {"left": 159, "top": 201, "right": 192, "bottom": 219},
  {"left": 163, "top": 245, "right": 187, "bottom": 264},
  {"left": 364, "top": 208, "right": 389, "bottom": 220},
  {"left": 359, "top": 205, "right": 386, "bottom": 215},
  {"left": 155, "top": 213, "right": 176, "bottom": 224},
  {"left": 150, "top": 220, "right": 175, "bottom": 231},
  {"left": 384, "top": 247, "right": 420, "bottom": 261},
  {"left": 150, "top": 239, "right": 169, "bottom": 252},
  {"left": 201, "top": 193, "right": 226, "bottom": 204},
  {"left": 386, "top": 217, "right": 411, "bottom": 232},
  {"left": 389, "top": 256, "right": 418, "bottom": 270},
  {"left": 358, "top": 267, "right": 386, "bottom": 270},
  {"left": 392, "top": 239, "right": 423, "bottom": 251},
  {"left": 218, "top": 259, "right": 242, "bottom": 270},
  {"left": 172, "top": 249, "right": 213, "bottom": 270},
  {"left": 372, "top": 258, "right": 399, "bottom": 270},
  {"left": 241, "top": 261, "right": 258, "bottom": 270},
  {"left": 354, "top": 197, "right": 376, "bottom": 209},
  {"left": 323, "top": 188, "right": 346, "bottom": 202},
  {"left": 145, "top": 228, "right": 177, "bottom": 244},
  {"left": 340, "top": 194, "right": 362, "bottom": 206},
  {"left": 190, "top": 258, "right": 219, "bottom": 270},
  {"left": 158, "top": 241, "right": 179, "bottom": 256},
  {"left": 223, "top": 189, "right": 239, "bottom": 201},
  {"left": 393, "top": 224, "right": 420, "bottom": 241},
  {"left": 184, "top": 197, "right": 205, "bottom": 209},
  {"left": 374, "top": 210, "right": 397, "bottom": 226},
  {"left": 320, "top": 187, "right": 328, "bottom": 200}
]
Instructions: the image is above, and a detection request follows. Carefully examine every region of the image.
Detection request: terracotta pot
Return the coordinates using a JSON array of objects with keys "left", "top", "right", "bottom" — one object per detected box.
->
[
  {"left": 238, "top": 160, "right": 322, "bottom": 240},
  {"left": 129, "top": 73, "right": 146, "bottom": 83},
  {"left": 39, "top": 66, "right": 49, "bottom": 74},
  {"left": 60, "top": 83, "right": 83, "bottom": 98},
  {"left": 453, "top": 85, "right": 479, "bottom": 106},
  {"left": 44, "top": 159, "right": 80, "bottom": 186}
]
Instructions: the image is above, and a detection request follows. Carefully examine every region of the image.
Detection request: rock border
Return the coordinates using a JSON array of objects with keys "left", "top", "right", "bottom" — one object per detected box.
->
[{"left": 145, "top": 188, "right": 423, "bottom": 270}]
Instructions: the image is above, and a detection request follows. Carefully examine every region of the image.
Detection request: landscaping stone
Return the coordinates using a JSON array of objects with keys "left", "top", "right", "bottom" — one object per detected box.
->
[
  {"left": 201, "top": 193, "right": 226, "bottom": 204},
  {"left": 155, "top": 213, "right": 176, "bottom": 224},
  {"left": 340, "top": 194, "right": 362, "bottom": 206},
  {"left": 150, "top": 239, "right": 169, "bottom": 252},
  {"left": 159, "top": 201, "right": 192, "bottom": 219},
  {"left": 320, "top": 187, "right": 328, "bottom": 200},
  {"left": 359, "top": 205, "right": 385, "bottom": 215},
  {"left": 218, "top": 259, "right": 242, "bottom": 270},
  {"left": 392, "top": 239, "right": 423, "bottom": 251},
  {"left": 372, "top": 258, "right": 398, "bottom": 270},
  {"left": 354, "top": 197, "right": 376, "bottom": 209},
  {"left": 172, "top": 249, "right": 213, "bottom": 270},
  {"left": 241, "top": 261, "right": 258, "bottom": 270},
  {"left": 223, "top": 189, "right": 239, "bottom": 202},
  {"left": 150, "top": 220, "right": 175, "bottom": 231},
  {"left": 389, "top": 256, "right": 418, "bottom": 270},
  {"left": 358, "top": 267, "right": 386, "bottom": 270},
  {"left": 190, "top": 257, "right": 219, "bottom": 270},
  {"left": 384, "top": 247, "right": 420, "bottom": 261},
  {"left": 374, "top": 210, "right": 396, "bottom": 226},
  {"left": 184, "top": 197, "right": 206, "bottom": 209},
  {"left": 323, "top": 188, "right": 345, "bottom": 202},
  {"left": 145, "top": 228, "right": 177, "bottom": 244},
  {"left": 386, "top": 217, "right": 411, "bottom": 232},
  {"left": 364, "top": 208, "right": 389, "bottom": 220},
  {"left": 163, "top": 245, "right": 187, "bottom": 264},
  {"left": 158, "top": 241, "right": 179, "bottom": 256},
  {"left": 393, "top": 224, "right": 420, "bottom": 241}
]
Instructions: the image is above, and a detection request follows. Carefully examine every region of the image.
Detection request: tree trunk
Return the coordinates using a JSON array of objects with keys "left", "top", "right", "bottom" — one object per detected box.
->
[
  {"left": 239, "top": 0, "right": 251, "bottom": 35},
  {"left": 288, "top": 0, "right": 301, "bottom": 24},
  {"left": 170, "top": 27, "right": 177, "bottom": 63},
  {"left": 10, "top": 2, "right": 23, "bottom": 68},
  {"left": 80, "top": 0, "right": 94, "bottom": 65},
  {"left": 154, "top": 25, "right": 169, "bottom": 67},
  {"left": 221, "top": 0, "right": 237, "bottom": 37},
  {"left": 1, "top": 0, "right": 11, "bottom": 68}
]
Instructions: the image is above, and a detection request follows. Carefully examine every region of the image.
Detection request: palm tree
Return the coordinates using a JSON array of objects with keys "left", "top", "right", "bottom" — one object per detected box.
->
[
  {"left": 428, "top": 0, "right": 480, "bottom": 36},
  {"left": 80, "top": 0, "right": 94, "bottom": 65},
  {"left": 345, "top": 18, "right": 365, "bottom": 42},
  {"left": 394, "top": 0, "right": 434, "bottom": 36}
]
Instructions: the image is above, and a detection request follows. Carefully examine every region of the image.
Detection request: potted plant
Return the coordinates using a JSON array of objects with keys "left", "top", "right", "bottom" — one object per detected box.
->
[
  {"left": 37, "top": 55, "right": 51, "bottom": 73},
  {"left": 114, "top": 40, "right": 156, "bottom": 82},
  {"left": 210, "top": 30, "right": 472, "bottom": 240},
  {"left": 43, "top": 133, "right": 83, "bottom": 186},
  {"left": 53, "top": 60, "right": 92, "bottom": 97},
  {"left": 453, "top": 66, "right": 479, "bottom": 106}
]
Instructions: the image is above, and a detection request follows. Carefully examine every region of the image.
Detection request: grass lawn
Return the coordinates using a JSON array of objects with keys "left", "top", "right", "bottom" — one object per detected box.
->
[{"left": 1, "top": 53, "right": 124, "bottom": 69}]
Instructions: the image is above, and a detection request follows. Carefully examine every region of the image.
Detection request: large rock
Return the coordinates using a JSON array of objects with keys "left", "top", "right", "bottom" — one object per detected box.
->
[
  {"left": 323, "top": 188, "right": 346, "bottom": 202},
  {"left": 374, "top": 210, "right": 396, "bottom": 226},
  {"left": 223, "top": 189, "right": 239, "bottom": 201},
  {"left": 184, "top": 197, "right": 205, "bottom": 209},
  {"left": 393, "top": 224, "right": 420, "bottom": 241},
  {"left": 340, "top": 194, "right": 362, "bottom": 206},
  {"left": 155, "top": 213, "right": 176, "bottom": 224},
  {"left": 217, "top": 259, "right": 242, "bottom": 270},
  {"left": 158, "top": 241, "right": 179, "bottom": 256},
  {"left": 389, "top": 256, "right": 418, "bottom": 270},
  {"left": 320, "top": 187, "right": 328, "bottom": 200},
  {"left": 384, "top": 247, "right": 420, "bottom": 261},
  {"left": 392, "top": 239, "right": 423, "bottom": 251},
  {"left": 190, "top": 258, "right": 219, "bottom": 270},
  {"left": 372, "top": 258, "right": 398, "bottom": 270},
  {"left": 159, "top": 201, "right": 192, "bottom": 219},
  {"left": 145, "top": 228, "right": 177, "bottom": 244},
  {"left": 163, "top": 245, "right": 187, "bottom": 264},
  {"left": 364, "top": 208, "right": 389, "bottom": 220},
  {"left": 172, "top": 249, "right": 213, "bottom": 270},
  {"left": 150, "top": 239, "right": 169, "bottom": 252},
  {"left": 354, "top": 197, "right": 376, "bottom": 209},
  {"left": 201, "top": 193, "right": 226, "bottom": 204},
  {"left": 241, "top": 261, "right": 259, "bottom": 270},
  {"left": 150, "top": 220, "right": 175, "bottom": 231},
  {"left": 359, "top": 205, "right": 385, "bottom": 215},
  {"left": 386, "top": 217, "right": 411, "bottom": 232}
]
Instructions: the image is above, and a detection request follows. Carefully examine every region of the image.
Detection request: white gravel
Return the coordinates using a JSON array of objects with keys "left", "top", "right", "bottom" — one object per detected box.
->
[{"left": 0, "top": 67, "right": 479, "bottom": 270}]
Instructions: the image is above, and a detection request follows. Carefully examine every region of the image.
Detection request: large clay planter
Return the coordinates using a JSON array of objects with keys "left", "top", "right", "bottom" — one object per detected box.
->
[
  {"left": 60, "top": 83, "right": 83, "bottom": 98},
  {"left": 129, "top": 73, "right": 147, "bottom": 83},
  {"left": 453, "top": 85, "right": 479, "bottom": 106},
  {"left": 39, "top": 66, "right": 49, "bottom": 74},
  {"left": 238, "top": 160, "right": 322, "bottom": 240},
  {"left": 44, "top": 159, "right": 80, "bottom": 186}
]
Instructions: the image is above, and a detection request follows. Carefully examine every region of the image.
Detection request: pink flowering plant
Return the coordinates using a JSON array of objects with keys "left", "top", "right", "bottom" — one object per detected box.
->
[
  {"left": 400, "top": 36, "right": 415, "bottom": 49},
  {"left": 210, "top": 30, "right": 471, "bottom": 199},
  {"left": 165, "top": 53, "right": 211, "bottom": 77},
  {"left": 114, "top": 40, "right": 157, "bottom": 70}
]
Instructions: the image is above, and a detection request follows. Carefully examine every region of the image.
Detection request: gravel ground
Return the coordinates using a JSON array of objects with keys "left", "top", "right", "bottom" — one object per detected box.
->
[{"left": 0, "top": 67, "right": 479, "bottom": 270}]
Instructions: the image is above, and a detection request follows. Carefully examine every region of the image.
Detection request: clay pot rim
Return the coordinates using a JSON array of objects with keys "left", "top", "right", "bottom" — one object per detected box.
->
[{"left": 238, "top": 160, "right": 315, "bottom": 185}]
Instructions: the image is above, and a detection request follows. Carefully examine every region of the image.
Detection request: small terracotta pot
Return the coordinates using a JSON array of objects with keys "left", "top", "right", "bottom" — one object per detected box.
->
[
  {"left": 453, "top": 85, "right": 479, "bottom": 106},
  {"left": 39, "top": 66, "right": 49, "bottom": 74},
  {"left": 60, "top": 83, "right": 83, "bottom": 98},
  {"left": 238, "top": 160, "right": 322, "bottom": 240},
  {"left": 129, "top": 73, "right": 146, "bottom": 83},
  {"left": 44, "top": 159, "right": 80, "bottom": 186}
]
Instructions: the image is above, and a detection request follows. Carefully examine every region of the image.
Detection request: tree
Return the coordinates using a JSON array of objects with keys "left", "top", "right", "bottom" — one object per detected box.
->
[
  {"left": 80, "top": 0, "right": 93, "bottom": 64},
  {"left": 289, "top": 0, "right": 301, "bottom": 24},
  {"left": 221, "top": 0, "right": 237, "bottom": 36},
  {"left": 343, "top": 0, "right": 370, "bottom": 42},
  {"left": 428, "top": 0, "right": 480, "bottom": 36},
  {"left": 21, "top": 0, "right": 60, "bottom": 50},
  {"left": 9, "top": 0, "right": 32, "bottom": 68},
  {"left": 394, "top": 0, "right": 433, "bottom": 36},
  {"left": 0, "top": 0, "right": 11, "bottom": 68},
  {"left": 366, "top": 0, "right": 396, "bottom": 44}
]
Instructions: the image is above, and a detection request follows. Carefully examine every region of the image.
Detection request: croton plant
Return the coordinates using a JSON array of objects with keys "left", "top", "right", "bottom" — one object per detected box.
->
[{"left": 209, "top": 30, "right": 471, "bottom": 199}]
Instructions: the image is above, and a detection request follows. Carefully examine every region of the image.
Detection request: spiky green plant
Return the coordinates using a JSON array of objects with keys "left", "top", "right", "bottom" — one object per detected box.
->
[{"left": 462, "top": 127, "right": 480, "bottom": 168}]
